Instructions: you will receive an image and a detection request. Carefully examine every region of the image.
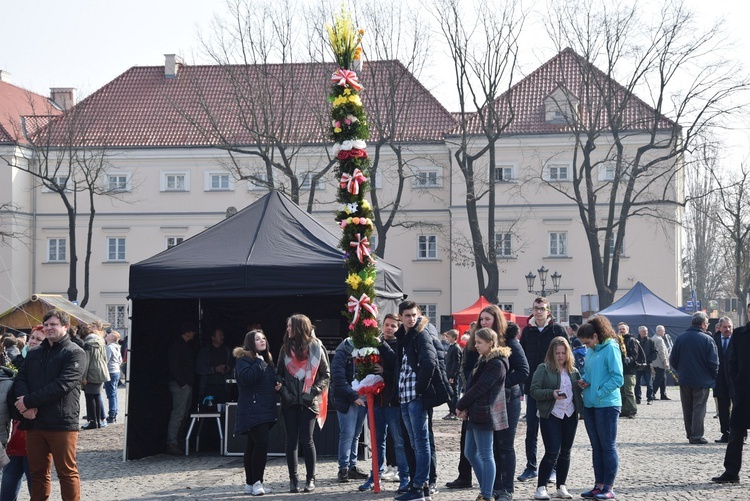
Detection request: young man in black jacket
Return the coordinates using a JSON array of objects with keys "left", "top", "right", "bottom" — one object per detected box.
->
[
  {"left": 14, "top": 309, "right": 86, "bottom": 501},
  {"left": 517, "top": 297, "right": 567, "bottom": 483}
]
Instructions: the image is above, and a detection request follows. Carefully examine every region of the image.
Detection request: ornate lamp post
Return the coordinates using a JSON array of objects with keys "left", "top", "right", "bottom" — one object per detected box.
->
[{"left": 525, "top": 266, "right": 562, "bottom": 297}]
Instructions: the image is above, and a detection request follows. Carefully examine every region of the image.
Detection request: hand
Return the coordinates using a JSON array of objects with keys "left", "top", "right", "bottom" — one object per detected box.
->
[
  {"left": 215, "top": 365, "right": 227, "bottom": 374},
  {"left": 578, "top": 380, "right": 590, "bottom": 389},
  {"left": 373, "top": 363, "right": 384, "bottom": 375},
  {"left": 456, "top": 409, "right": 468, "bottom": 420},
  {"left": 14, "top": 396, "right": 27, "bottom": 413},
  {"left": 553, "top": 390, "right": 566, "bottom": 400},
  {"left": 448, "top": 378, "right": 454, "bottom": 384},
  {"left": 82, "top": 379, "right": 87, "bottom": 386},
  {"left": 355, "top": 398, "right": 366, "bottom": 406},
  {"left": 22, "top": 408, "right": 37, "bottom": 420}
]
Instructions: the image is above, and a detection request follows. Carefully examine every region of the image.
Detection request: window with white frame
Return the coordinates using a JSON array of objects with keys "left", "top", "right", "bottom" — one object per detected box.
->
[
  {"left": 205, "top": 172, "right": 233, "bottom": 191},
  {"left": 549, "top": 303, "right": 567, "bottom": 321},
  {"left": 417, "top": 235, "right": 438, "bottom": 259},
  {"left": 500, "top": 303, "right": 514, "bottom": 314},
  {"left": 598, "top": 163, "right": 615, "bottom": 181},
  {"left": 606, "top": 235, "right": 623, "bottom": 257},
  {"left": 248, "top": 172, "right": 270, "bottom": 191},
  {"left": 107, "top": 304, "right": 127, "bottom": 329},
  {"left": 300, "top": 172, "right": 325, "bottom": 190},
  {"left": 549, "top": 232, "right": 568, "bottom": 256},
  {"left": 42, "top": 174, "right": 71, "bottom": 193},
  {"left": 418, "top": 304, "right": 437, "bottom": 325},
  {"left": 413, "top": 169, "right": 441, "bottom": 188},
  {"left": 494, "top": 233, "right": 513, "bottom": 257},
  {"left": 166, "top": 237, "right": 184, "bottom": 249},
  {"left": 493, "top": 165, "right": 515, "bottom": 182},
  {"left": 47, "top": 238, "right": 66, "bottom": 262},
  {"left": 107, "top": 237, "right": 126, "bottom": 262},
  {"left": 545, "top": 164, "right": 570, "bottom": 182},
  {"left": 107, "top": 173, "right": 130, "bottom": 192},
  {"left": 160, "top": 171, "right": 189, "bottom": 192}
]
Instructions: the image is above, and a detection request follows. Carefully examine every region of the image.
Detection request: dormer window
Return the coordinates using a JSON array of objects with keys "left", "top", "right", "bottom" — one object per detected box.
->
[{"left": 544, "top": 86, "right": 578, "bottom": 124}]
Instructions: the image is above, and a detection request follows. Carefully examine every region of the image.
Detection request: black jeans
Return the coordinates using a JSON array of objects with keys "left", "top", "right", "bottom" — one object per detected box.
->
[
  {"left": 283, "top": 405, "right": 317, "bottom": 480},
  {"left": 494, "top": 393, "right": 521, "bottom": 494},
  {"left": 538, "top": 412, "right": 578, "bottom": 488},
  {"left": 85, "top": 393, "right": 102, "bottom": 424},
  {"left": 724, "top": 426, "right": 748, "bottom": 476},
  {"left": 653, "top": 367, "right": 667, "bottom": 398},
  {"left": 524, "top": 394, "right": 540, "bottom": 471},
  {"left": 244, "top": 422, "right": 271, "bottom": 485}
]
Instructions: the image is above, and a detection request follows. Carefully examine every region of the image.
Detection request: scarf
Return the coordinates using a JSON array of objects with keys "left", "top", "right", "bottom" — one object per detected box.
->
[{"left": 285, "top": 339, "right": 328, "bottom": 428}]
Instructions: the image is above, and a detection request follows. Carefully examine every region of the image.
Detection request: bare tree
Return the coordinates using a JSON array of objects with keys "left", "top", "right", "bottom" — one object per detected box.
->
[
  {"left": 711, "top": 161, "right": 750, "bottom": 324},
  {"left": 175, "top": 0, "right": 334, "bottom": 210},
  {"left": 355, "top": 1, "right": 451, "bottom": 257},
  {"left": 3, "top": 97, "right": 122, "bottom": 304},
  {"left": 0, "top": 203, "right": 22, "bottom": 243},
  {"left": 432, "top": 0, "right": 525, "bottom": 303},
  {"left": 537, "top": 0, "right": 750, "bottom": 307},
  {"left": 682, "top": 140, "right": 727, "bottom": 309}
]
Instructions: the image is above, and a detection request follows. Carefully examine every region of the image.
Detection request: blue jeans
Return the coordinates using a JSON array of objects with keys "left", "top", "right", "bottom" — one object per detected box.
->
[
  {"left": 634, "top": 369, "right": 654, "bottom": 402},
  {"left": 582, "top": 406, "right": 620, "bottom": 486},
  {"left": 524, "top": 394, "right": 540, "bottom": 471},
  {"left": 337, "top": 402, "right": 367, "bottom": 469},
  {"left": 0, "top": 455, "right": 31, "bottom": 501},
  {"left": 465, "top": 423, "right": 495, "bottom": 499},
  {"left": 401, "top": 398, "right": 430, "bottom": 488},
  {"left": 494, "top": 392, "right": 521, "bottom": 493},
  {"left": 539, "top": 413, "right": 578, "bottom": 488},
  {"left": 104, "top": 372, "right": 120, "bottom": 419},
  {"left": 375, "top": 405, "right": 409, "bottom": 478}
]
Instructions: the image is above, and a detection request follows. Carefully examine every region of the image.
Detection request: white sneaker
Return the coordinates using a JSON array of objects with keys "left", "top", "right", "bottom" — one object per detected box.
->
[
  {"left": 381, "top": 466, "right": 396, "bottom": 481},
  {"left": 244, "top": 484, "right": 253, "bottom": 495},
  {"left": 252, "top": 481, "right": 265, "bottom": 496},
  {"left": 554, "top": 485, "right": 573, "bottom": 499},
  {"left": 534, "top": 486, "right": 551, "bottom": 500}
]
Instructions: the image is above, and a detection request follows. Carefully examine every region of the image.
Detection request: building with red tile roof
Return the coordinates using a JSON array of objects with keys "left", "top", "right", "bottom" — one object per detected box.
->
[{"left": 1, "top": 49, "right": 683, "bottom": 334}]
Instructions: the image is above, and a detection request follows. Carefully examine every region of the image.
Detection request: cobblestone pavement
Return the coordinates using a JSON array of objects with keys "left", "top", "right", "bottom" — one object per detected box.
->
[{"left": 16, "top": 388, "right": 744, "bottom": 500}]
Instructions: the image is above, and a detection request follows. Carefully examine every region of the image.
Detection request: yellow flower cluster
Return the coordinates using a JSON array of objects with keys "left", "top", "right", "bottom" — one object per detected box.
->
[
  {"left": 333, "top": 94, "right": 363, "bottom": 108},
  {"left": 346, "top": 273, "right": 362, "bottom": 289},
  {"left": 325, "top": 9, "right": 365, "bottom": 69}
]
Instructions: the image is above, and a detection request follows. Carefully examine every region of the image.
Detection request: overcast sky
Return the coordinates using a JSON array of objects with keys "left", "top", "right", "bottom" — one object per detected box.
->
[{"left": 4, "top": 0, "right": 750, "bottom": 159}]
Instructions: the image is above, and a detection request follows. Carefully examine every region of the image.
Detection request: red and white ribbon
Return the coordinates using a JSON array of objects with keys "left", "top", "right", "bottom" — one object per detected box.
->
[
  {"left": 331, "top": 68, "right": 363, "bottom": 91},
  {"left": 347, "top": 293, "right": 379, "bottom": 325},
  {"left": 350, "top": 233, "right": 373, "bottom": 263},
  {"left": 340, "top": 168, "right": 367, "bottom": 195}
]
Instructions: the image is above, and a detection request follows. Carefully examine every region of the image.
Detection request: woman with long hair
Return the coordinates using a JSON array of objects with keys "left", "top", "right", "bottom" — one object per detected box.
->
[
  {"left": 529, "top": 337, "right": 583, "bottom": 500},
  {"left": 576, "top": 316, "right": 624, "bottom": 500},
  {"left": 276, "top": 314, "right": 330, "bottom": 494},
  {"left": 233, "top": 329, "right": 279, "bottom": 496},
  {"left": 455, "top": 327, "right": 511, "bottom": 501}
]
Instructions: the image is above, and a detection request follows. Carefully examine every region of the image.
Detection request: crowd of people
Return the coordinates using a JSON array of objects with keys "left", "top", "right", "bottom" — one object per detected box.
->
[{"left": 1, "top": 300, "right": 748, "bottom": 501}]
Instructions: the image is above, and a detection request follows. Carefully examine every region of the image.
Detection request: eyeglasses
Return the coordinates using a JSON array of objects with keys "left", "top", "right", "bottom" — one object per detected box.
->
[{"left": 532, "top": 307, "right": 548, "bottom": 312}]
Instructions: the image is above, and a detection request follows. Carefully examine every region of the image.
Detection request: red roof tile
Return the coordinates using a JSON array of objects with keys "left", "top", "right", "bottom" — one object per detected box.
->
[
  {"left": 33, "top": 60, "right": 456, "bottom": 148},
  {"left": 0, "top": 81, "right": 61, "bottom": 143},
  {"left": 458, "top": 48, "right": 676, "bottom": 135}
]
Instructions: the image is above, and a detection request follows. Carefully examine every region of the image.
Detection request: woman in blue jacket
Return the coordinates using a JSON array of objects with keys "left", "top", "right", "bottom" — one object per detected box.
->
[
  {"left": 576, "top": 316, "right": 625, "bottom": 500},
  {"left": 233, "top": 330, "right": 279, "bottom": 496}
]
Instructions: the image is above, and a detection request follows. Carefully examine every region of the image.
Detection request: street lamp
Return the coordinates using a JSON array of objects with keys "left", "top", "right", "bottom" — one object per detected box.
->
[{"left": 525, "top": 265, "right": 562, "bottom": 297}]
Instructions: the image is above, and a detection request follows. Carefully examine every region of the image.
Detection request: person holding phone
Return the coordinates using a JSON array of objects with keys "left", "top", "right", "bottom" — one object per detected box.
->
[{"left": 529, "top": 337, "right": 583, "bottom": 500}]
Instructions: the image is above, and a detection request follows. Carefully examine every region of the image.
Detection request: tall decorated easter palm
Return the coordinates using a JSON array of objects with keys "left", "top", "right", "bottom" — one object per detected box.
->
[{"left": 326, "top": 9, "right": 384, "bottom": 491}]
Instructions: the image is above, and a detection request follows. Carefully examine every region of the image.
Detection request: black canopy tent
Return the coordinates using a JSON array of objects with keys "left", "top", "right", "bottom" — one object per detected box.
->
[
  {"left": 126, "top": 191, "right": 404, "bottom": 459},
  {"left": 597, "top": 281, "right": 692, "bottom": 339}
]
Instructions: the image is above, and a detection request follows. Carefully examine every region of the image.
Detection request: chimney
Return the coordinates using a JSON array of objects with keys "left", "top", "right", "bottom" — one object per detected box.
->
[
  {"left": 50, "top": 88, "right": 77, "bottom": 110},
  {"left": 0, "top": 70, "right": 11, "bottom": 83},
  {"left": 164, "top": 54, "right": 183, "bottom": 78}
]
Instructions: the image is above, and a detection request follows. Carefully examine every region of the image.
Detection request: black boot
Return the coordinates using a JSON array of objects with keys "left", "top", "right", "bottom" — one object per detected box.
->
[
  {"left": 289, "top": 475, "right": 300, "bottom": 493},
  {"left": 81, "top": 421, "right": 98, "bottom": 430}
]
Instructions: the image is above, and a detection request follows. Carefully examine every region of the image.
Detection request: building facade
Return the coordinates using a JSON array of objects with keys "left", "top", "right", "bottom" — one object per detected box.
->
[{"left": 0, "top": 50, "right": 683, "bottom": 334}]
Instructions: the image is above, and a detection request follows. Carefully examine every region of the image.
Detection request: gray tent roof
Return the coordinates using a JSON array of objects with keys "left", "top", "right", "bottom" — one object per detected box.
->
[
  {"left": 129, "top": 190, "right": 403, "bottom": 301},
  {"left": 597, "top": 281, "right": 691, "bottom": 338}
]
